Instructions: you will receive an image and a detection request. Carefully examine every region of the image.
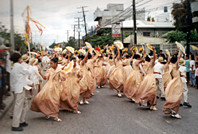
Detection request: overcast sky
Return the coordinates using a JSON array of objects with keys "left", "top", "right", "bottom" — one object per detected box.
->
[{"left": 0, "top": 0, "right": 179, "bottom": 46}]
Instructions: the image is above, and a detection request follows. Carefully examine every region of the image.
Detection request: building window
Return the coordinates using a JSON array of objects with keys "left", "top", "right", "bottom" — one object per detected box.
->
[
  {"left": 164, "top": 6, "right": 168, "bottom": 12},
  {"left": 143, "top": 32, "right": 150, "bottom": 37}
]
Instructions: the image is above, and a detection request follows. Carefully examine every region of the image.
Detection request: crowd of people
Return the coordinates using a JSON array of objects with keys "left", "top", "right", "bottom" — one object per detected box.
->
[
  {"left": 0, "top": 43, "right": 196, "bottom": 132},
  {"left": 0, "top": 44, "right": 12, "bottom": 111}
]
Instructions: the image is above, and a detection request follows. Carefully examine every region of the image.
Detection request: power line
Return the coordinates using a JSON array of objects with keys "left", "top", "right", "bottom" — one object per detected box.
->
[
  {"left": 75, "top": 17, "right": 83, "bottom": 48},
  {"left": 78, "top": 6, "right": 88, "bottom": 39},
  {"left": 103, "top": 0, "right": 180, "bottom": 26}
]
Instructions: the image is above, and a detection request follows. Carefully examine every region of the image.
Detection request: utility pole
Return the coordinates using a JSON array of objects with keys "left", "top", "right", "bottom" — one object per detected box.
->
[
  {"left": 73, "top": 24, "right": 77, "bottom": 40},
  {"left": 78, "top": 6, "right": 88, "bottom": 39},
  {"left": 186, "top": 0, "right": 192, "bottom": 57},
  {"left": 66, "top": 30, "right": 69, "bottom": 42},
  {"left": 132, "top": 0, "right": 137, "bottom": 46},
  {"left": 10, "top": 0, "right": 15, "bottom": 50},
  {"left": 75, "top": 17, "right": 82, "bottom": 48}
]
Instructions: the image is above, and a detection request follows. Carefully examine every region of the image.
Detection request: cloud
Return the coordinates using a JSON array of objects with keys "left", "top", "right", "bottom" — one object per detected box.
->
[{"left": 0, "top": 0, "right": 176, "bottom": 46}]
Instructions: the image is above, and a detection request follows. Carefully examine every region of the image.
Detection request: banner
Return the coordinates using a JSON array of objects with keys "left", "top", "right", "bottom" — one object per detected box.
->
[{"left": 112, "top": 23, "right": 121, "bottom": 37}]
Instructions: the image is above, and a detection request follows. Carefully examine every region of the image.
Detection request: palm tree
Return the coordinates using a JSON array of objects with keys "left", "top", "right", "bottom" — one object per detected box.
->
[{"left": 171, "top": 2, "right": 187, "bottom": 32}]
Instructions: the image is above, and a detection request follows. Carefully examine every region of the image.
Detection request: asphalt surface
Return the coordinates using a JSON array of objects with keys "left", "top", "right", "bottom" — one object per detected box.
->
[{"left": 0, "top": 86, "right": 198, "bottom": 134}]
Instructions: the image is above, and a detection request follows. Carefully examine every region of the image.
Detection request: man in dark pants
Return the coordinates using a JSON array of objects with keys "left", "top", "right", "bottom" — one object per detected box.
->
[
  {"left": 4, "top": 44, "right": 11, "bottom": 96},
  {"left": 0, "top": 56, "right": 6, "bottom": 110}
]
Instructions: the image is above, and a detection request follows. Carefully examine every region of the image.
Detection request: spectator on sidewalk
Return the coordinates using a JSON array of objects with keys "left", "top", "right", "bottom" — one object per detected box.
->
[
  {"left": 179, "top": 58, "right": 192, "bottom": 108},
  {"left": 190, "top": 55, "right": 196, "bottom": 87},
  {"left": 1, "top": 44, "right": 11, "bottom": 96},
  {"left": 10, "top": 53, "right": 33, "bottom": 132},
  {"left": 196, "top": 63, "right": 198, "bottom": 89},
  {"left": 0, "top": 57, "right": 6, "bottom": 110},
  {"left": 185, "top": 55, "right": 190, "bottom": 85}
]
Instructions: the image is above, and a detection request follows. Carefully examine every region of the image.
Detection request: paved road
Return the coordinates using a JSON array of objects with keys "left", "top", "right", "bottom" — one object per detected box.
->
[{"left": 0, "top": 86, "right": 198, "bottom": 134}]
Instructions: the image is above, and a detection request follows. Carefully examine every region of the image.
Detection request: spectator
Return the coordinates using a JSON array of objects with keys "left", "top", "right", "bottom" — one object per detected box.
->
[
  {"left": 10, "top": 53, "right": 33, "bottom": 131},
  {"left": 158, "top": 50, "right": 166, "bottom": 60},
  {"left": 15, "top": 47, "right": 21, "bottom": 55},
  {"left": 185, "top": 55, "right": 190, "bottom": 85},
  {"left": 190, "top": 55, "right": 196, "bottom": 87},
  {"left": 179, "top": 58, "right": 192, "bottom": 108},
  {"left": 4, "top": 44, "right": 11, "bottom": 95},
  {"left": 0, "top": 57, "right": 5, "bottom": 110},
  {"left": 196, "top": 63, "right": 198, "bottom": 89}
]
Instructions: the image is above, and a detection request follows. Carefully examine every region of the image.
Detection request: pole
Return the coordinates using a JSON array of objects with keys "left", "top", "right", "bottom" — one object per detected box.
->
[
  {"left": 67, "top": 30, "right": 69, "bottom": 42},
  {"left": 132, "top": 0, "right": 137, "bottom": 46},
  {"left": 186, "top": 0, "right": 192, "bottom": 57},
  {"left": 10, "top": 0, "right": 15, "bottom": 50},
  {"left": 121, "top": 22, "right": 124, "bottom": 43},
  {"left": 78, "top": 18, "right": 81, "bottom": 48},
  {"left": 74, "top": 25, "right": 76, "bottom": 40},
  {"left": 82, "top": 7, "right": 88, "bottom": 37}
]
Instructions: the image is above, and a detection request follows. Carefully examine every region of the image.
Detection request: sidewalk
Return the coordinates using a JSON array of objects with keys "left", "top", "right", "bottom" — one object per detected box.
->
[{"left": 0, "top": 92, "right": 14, "bottom": 120}]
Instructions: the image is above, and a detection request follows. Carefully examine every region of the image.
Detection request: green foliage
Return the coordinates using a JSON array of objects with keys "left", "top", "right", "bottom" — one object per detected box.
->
[
  {"left": 49, "top": 42, "right": 58, "bottom": 49},
  {"left": 171, "top": 2, "right": 187, "bottom": 31},
  {"left": 87, "top": 29, "right": 117, "bottom": 48},
  {"left": 0, "top": 26, "right": 32, "bottom": 54},
  {"left": 166, "top": 30, "right": 186, "bottom": 43},
  {"left": 166, "top": 30, "right": 198, "bottom": 43},
  {"left": 171, "top": 0, "right": 198, "bottom": 32},
  {"left": 190, "top": 29, "right": 198, "bottom": 42},
  {"left": 65, "top": 37, "right": 77, "bottom": 49}
]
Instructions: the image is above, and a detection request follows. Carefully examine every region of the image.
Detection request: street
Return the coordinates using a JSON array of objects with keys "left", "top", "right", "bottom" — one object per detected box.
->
[{"left": 0, "top": 86, "right": 198, "bottom": 134}]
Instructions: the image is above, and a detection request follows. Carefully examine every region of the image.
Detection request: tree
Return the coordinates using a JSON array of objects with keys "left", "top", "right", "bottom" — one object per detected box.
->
[
  {"left": 87, "top": 29, "right": 117, "bottom": 48},
  {"left": 49, "top": 42, "right": 58, "bottom": 49},
  {"left": 166, "top": 30, "right": 186, "bottom": 43},
  {"left": 0, "top": 25, "right": 31, "bottom": 54},
  {"left": 171, "top": 0, "right": 198, "bottom": 32},
  {"left": 172, "top": 2, "right": 187, "bottom": 31},
  {"left": 166, "top": 30, "right": 198, "bottom": 43},
  {"left": 190, "top": 29, "right": 198, "bottom": 42},
  {"left": 65, "top": 37, "right": 77, "bottom": 49}
]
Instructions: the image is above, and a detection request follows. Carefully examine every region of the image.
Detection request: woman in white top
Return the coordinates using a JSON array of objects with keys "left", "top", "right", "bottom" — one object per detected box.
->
[{"left": 29, "top": 58, "right": 43, "bottom": 97}]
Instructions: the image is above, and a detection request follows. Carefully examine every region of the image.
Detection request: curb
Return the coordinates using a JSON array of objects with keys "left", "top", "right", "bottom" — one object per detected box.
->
[{"left": 0, "top": 95, "right": 14, "bottom": 120}]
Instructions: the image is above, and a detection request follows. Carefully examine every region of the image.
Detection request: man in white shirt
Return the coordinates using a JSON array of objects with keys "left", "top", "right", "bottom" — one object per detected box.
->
[
  {"left": 10, "top": 53, "right": 33, "bottom": 131},
  {"left": 179, "top": 58, "right": 192, "bottom": 108},
  {"left": 153, "top": 57, "right": 165, "bottom": 100}
]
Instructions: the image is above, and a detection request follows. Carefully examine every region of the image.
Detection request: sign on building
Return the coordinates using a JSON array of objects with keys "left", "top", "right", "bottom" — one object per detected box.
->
[{"left": 112, "top": 23, "right": 121, "bottom": 37}]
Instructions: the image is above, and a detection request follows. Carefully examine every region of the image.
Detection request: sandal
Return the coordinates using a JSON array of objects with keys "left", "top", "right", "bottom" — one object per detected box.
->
[
  {"left": 171, "top": 113, "right": 182, "bottom": 119},
  {"left": 84, "top": 100, "right": 89, "bottom": 104},
  {"left": 150, "top": 106, "right": 158, "bottom": 111},
  {"left": 54, "top": 118, "right": 62, "bottom": 122},
  {"left": 79, "top": 100, "right": 84, "bottom": 105},
  {"left": 117, "top": 93, "right": 122, "bottom": 97},
  {"left": 74, "top": 111, "right": 81, "bottom": 114},
  {"left": 45, "top": 116, "right": 50, "bottom": 119}
]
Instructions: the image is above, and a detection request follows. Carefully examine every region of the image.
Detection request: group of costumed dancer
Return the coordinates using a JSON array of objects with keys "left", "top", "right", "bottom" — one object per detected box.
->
[{"left": 11, "top": 41, "right": 186, "bottom": 123}]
